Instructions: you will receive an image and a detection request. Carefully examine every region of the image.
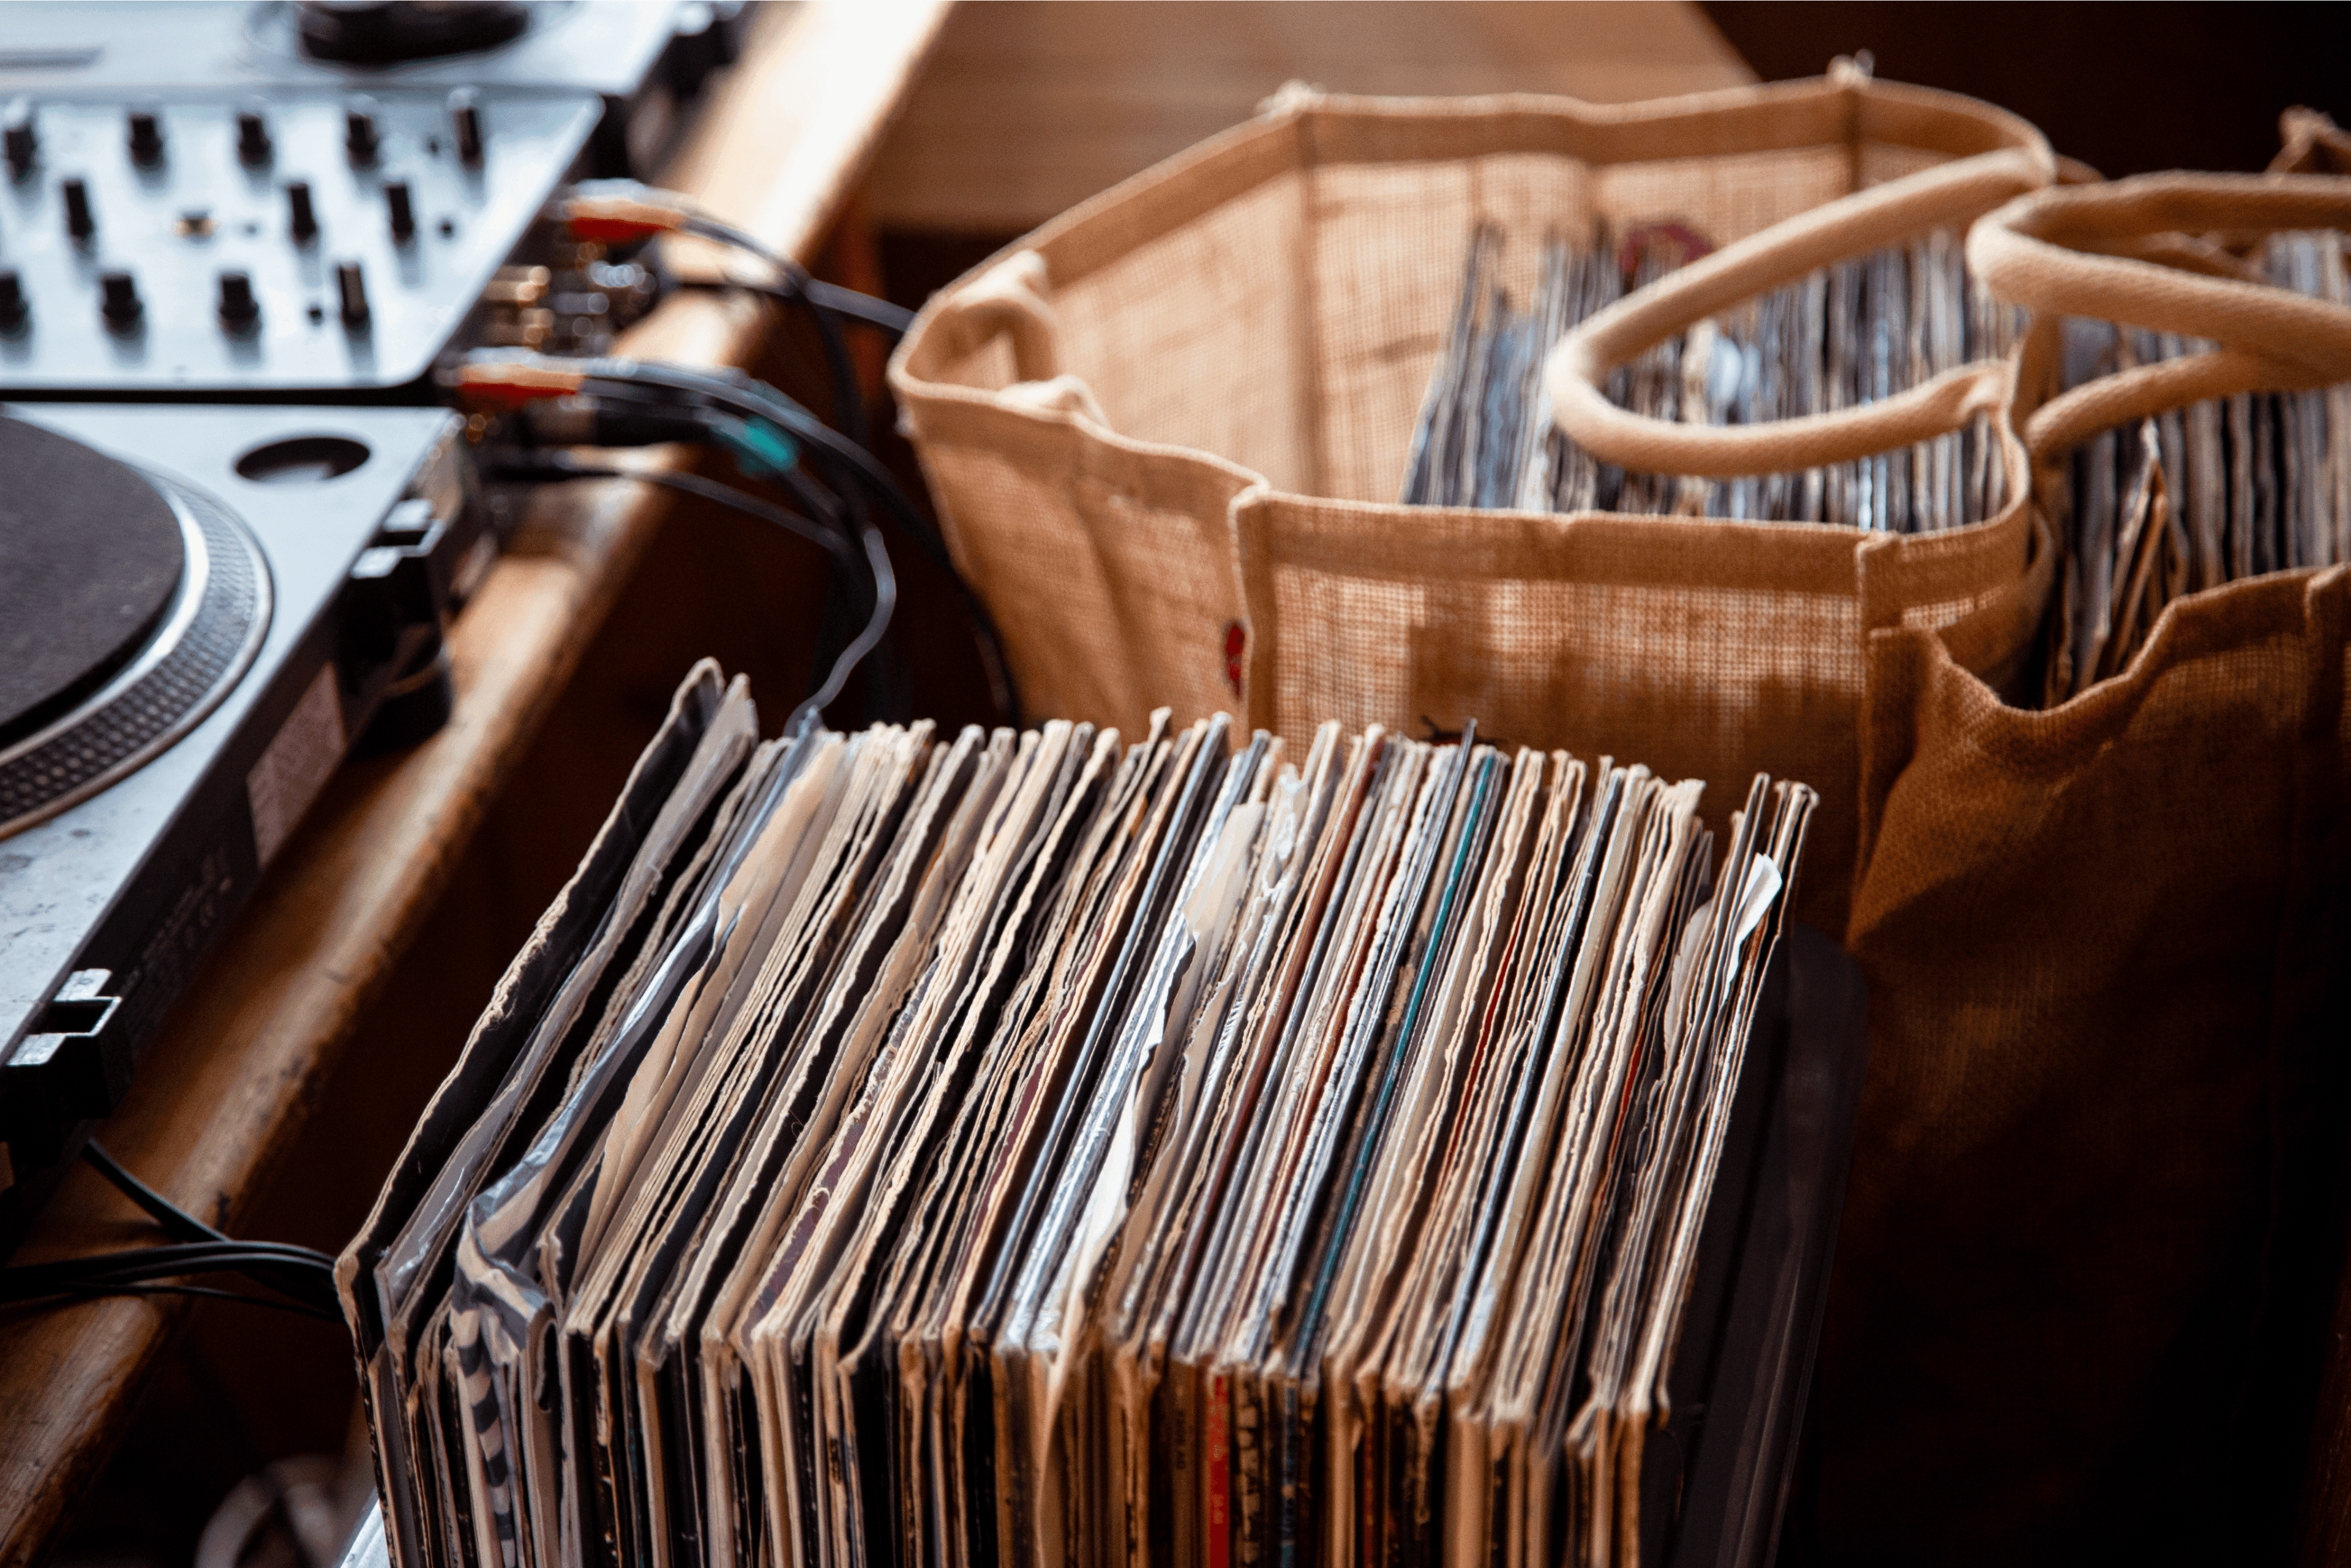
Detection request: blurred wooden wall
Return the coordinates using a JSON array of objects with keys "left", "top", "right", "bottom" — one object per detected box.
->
[{"left": 864, "top": 1, "right": 1753, "bottom": 234}]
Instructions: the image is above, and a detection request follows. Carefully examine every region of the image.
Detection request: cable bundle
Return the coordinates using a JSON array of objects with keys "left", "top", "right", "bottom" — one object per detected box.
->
[
  {"left": 0, "top": 1144, "right": 340, "bottom": 1321},
  {"left": 486, "top": 184, "right": 1018, "bottom": 727}
]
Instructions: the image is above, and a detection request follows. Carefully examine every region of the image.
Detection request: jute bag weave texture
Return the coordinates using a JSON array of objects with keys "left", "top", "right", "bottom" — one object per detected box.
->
[
  {"left": 1810, "top": 176, "right": 2351, "bottom": 1562},
  {"left": 891, "top": 73, "right": 2056, "bottom": 934}
]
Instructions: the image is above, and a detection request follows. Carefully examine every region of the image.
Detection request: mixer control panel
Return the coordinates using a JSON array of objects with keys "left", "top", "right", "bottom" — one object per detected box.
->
[{"left": 0, "top": 89, "right": 602, "bottom": 397}]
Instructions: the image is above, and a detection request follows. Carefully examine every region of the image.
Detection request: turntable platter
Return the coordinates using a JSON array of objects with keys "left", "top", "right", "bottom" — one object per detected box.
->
[
  {"left": 0, "top": 419, "right": 187, "bottom": 748},
  {"left": 0, "top": 415, "right": 269, "bottom": 841}
]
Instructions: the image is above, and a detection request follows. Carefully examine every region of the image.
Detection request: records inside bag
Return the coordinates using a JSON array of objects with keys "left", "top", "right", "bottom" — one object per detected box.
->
[
  {"left": 340, "top": 665, "right": 1867, "bottom": 1568},
  {"left": 1404, "top": 220, "right": 2020, "bottom": 532},
  {"left": 2044, "top": 228, "right": 2351, "bottom": 703}
]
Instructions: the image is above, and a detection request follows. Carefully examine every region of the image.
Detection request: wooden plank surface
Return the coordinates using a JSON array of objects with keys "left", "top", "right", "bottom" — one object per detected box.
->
[
  {"left": 867, "top": 0, "right": 1755, "bottom": 233},
  {"left": 0, "top": 4, "right": 950, "bottom": 1561}
]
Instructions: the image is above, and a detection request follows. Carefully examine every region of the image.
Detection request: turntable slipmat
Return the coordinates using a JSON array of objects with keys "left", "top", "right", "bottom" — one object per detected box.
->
[
  {"left": 0, "top": 415, "right": 268, "bottom": 840},
  {"left": 0, "top": 418, "right": 187, "bottom": 748}
]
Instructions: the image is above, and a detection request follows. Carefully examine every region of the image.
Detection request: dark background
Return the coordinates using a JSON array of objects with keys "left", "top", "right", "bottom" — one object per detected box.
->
[{"left": 1701, "top": 1, "right": 2351, "bottom": 179}]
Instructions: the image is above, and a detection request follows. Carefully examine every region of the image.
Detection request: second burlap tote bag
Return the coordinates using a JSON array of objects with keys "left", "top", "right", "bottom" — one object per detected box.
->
[
  {"left": 1807, "top": 176, "right": 2351, "bottom": 1563},
  {"left": 892, "top": 69, "right": 2058, "bottom": 934}
]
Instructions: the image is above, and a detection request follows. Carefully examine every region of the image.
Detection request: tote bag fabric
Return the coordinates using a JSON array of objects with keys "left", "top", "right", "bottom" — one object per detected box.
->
[
  {"left": 1813, "top": 176, "right": 2351, "bottom": 1563},
  {"left": 890, "top": 72, "right": 2057, "bottom": 933}
]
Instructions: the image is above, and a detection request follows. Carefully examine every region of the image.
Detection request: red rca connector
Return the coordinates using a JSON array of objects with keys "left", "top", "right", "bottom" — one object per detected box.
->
[
  {"left": 558, "top": 185, "right": 689, "bottom": 244},
  {"left": 453, "top": 359, "right": 590, "bottom": 410}
]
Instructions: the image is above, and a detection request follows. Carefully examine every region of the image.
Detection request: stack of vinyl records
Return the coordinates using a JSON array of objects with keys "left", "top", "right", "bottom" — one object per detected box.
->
[{"left": 340, "top": 664, "right": 1866, "bottom": 1568}]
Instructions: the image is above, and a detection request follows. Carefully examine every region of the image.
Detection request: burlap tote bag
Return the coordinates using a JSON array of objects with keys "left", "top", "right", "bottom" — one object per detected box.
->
[
  {"left": 1810, "top": 176, "right": 2351, "bottom": 1563},
  {"left": 891, "top": 70, "right": 2055, "bottom": 933}
]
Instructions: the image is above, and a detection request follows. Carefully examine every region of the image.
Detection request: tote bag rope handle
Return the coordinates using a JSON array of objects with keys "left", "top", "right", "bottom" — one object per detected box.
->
[
  {"left": 1544, "top": 144, "right": 2056, "bottom": 478},
  {"left": 2271, "top": 108, "right": 2351, "bottom": 177},
  {"left": 1968, "top": 174, "right": 2351, "bottom": 458},
  {"left": 923, "top": 250, "right": 1062, "bottom": 383}
]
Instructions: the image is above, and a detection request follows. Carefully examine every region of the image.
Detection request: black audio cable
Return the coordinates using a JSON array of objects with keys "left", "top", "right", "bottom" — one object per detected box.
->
[
  {"left": 0, "top": 1142, "right": 343, "bottom": 1322},
  {"left": 752, "top": 276, "right": 915, "bottom": 337},
  {"left": 556, "top": 358, "right": 979, "bottom": 613},
  {"left": 497, "top": 364, "right": 907, "bottom": 713},
  {"left": 559, "top": 182, "right": 915, "bottom": 447},
  {"left": 467, "top": 356, "right": 1021, "bottom": 724},
  {"left": 495, "top": 380, "right": 909, "bottom": 718},
  {"left": 529, "top": 174, "right": 964, "bottom": 721},
  {"left": 558, "top": 183, "right": 914, "bottom": 336},
  {"left": 489, "top": 445, "right": 896, "bottom": 729},
  {"left": 549, "top": 189, "right": 998, "bottom": 724},
  {"left": 669, "top": 209, "right": 915, "bottom": 446}
]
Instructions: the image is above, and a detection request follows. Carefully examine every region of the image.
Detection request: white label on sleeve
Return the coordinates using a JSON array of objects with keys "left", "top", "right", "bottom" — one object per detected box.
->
[{"left": 246, "top": 665, "right": 347, "bottom": 868}]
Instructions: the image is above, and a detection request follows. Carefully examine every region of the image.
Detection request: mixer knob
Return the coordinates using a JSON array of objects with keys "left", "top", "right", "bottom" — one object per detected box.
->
[
  {"left": 384, "top": 178, "right": 416, "bottom": 242},
  {"left": 287, "top": 180, "right": 318, "bottom": 243},
  {"left": 236, "top": 103, "right": 272, "bottom": 165},
  {"left": 336, "top": 260, "right": 370, "bottom": 326},
  {"left": 217, "top": 270, "right": 260, "bottom": 331},
  {"left": 3, "top": 100, "right": 36, "bottom": 178},
  {"left": 448, "top": 88, "right": 484, "bottom": 165},
  {"left": 127, "top": 107, "right": 166, "bottom": 165},
  {"left": 345, "top": 97, "right": 381, "bottom": 163},
  {"left": 99, "top": 271, "right": 143, "bottom": 329},
  {"left": 61, "top": 176, "right": 94, "bottom": 240}
]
